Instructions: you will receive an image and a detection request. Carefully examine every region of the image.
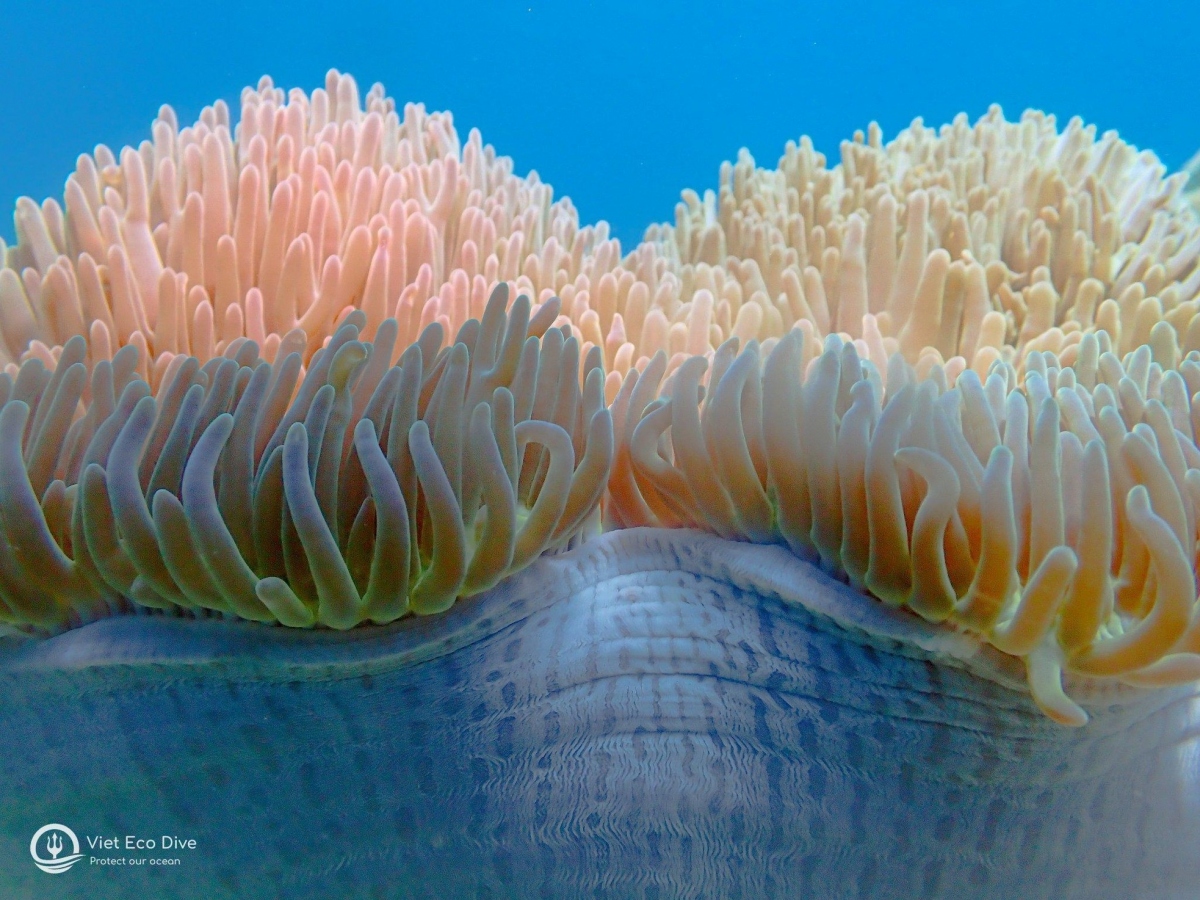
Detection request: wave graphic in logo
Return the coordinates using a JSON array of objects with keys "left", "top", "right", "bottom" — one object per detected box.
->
[{"left": 30, "top": 824, "right": 83, "bottom": 874}]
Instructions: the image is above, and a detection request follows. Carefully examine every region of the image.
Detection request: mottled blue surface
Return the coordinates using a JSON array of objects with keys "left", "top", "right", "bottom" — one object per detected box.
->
[
  {"left": 2, "top": 1, "right": 1199, "bottom": 250},
  {"left": 2, "top": 529, "right": 1198, "bottom": 898}
]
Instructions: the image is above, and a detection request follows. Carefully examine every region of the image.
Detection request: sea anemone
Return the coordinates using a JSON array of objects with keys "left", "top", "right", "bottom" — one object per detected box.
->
[
  {"left": 602, "top": 108, "right": 1200, "bottom": 724},
  {"left": 3, "top": 73, "right": 1200, "bottom": 899}
]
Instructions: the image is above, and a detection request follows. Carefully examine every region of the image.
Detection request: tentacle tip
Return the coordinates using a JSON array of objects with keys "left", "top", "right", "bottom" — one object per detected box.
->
[{"left": 1040, "top": 698, "right": 1089, "bottom": 728}]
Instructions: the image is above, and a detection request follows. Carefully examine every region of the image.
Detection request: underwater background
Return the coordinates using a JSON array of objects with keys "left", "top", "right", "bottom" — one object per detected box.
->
[
  {"left": 3, "top": 2, "right": 1200, "bottom": 899},
  {"left": 2, "top": 0, "right": 1198, "bottom": 250}
]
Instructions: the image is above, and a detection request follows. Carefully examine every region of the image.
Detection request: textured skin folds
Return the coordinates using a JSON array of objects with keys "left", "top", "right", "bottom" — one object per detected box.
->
[{"left": 2, "top": 529, "right": 1198, "bottom": 900}]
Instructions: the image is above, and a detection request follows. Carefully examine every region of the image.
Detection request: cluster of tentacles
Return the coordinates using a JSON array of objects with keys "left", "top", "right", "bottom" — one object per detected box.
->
[
  {"left": 0, "top": 285, "right": 612, "bottom": 631},
  {"left": 609, "top": 328, "right": 1200, "bottom": 724}
]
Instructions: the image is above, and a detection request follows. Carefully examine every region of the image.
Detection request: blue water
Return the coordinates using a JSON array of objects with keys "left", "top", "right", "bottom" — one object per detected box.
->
[{"left": 1, "top": 0, "right": 1197, "bottom": 249}]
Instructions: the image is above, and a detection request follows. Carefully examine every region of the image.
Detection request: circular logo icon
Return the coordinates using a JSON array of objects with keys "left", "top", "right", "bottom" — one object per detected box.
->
[{"left": 30, "top": 824, "right": 83, "bottom": 874}]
